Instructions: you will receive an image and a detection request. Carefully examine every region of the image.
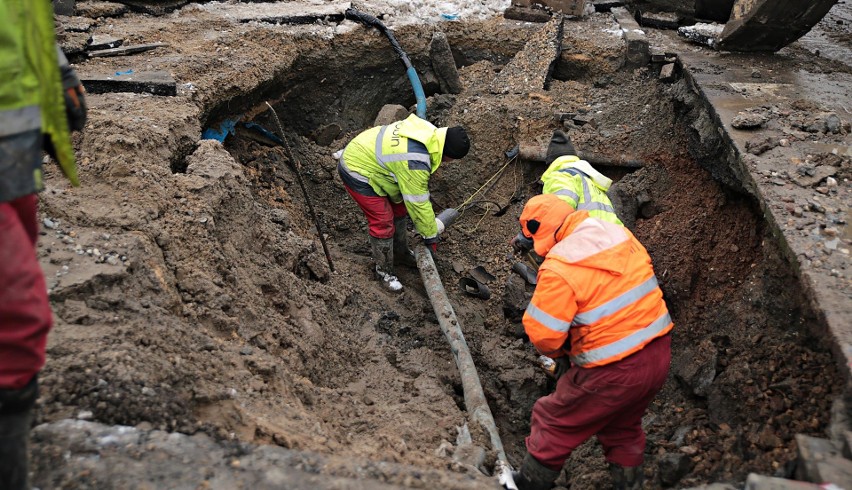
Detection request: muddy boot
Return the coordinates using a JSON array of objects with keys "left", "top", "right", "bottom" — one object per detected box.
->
[
  {"left": 511, "top": 453, "right": 560, "bottom": 490},
  {"left": 0, "top": 378, "right": 38, "bottom": 490},
  {"left": 393, "top": 217, "right": 417, "bottom": 269},
  {"left": 369, "top": 236, "right": 403, "bottom": 293},
  {"left": 544, "top": 130, "right": 577, "bottom": 166},
  {"left": 609, "top": 463, "right": 643, "bottom": 490}
]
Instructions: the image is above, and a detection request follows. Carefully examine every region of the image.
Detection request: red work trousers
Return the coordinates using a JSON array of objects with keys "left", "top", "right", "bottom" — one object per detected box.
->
[
  {"left": 343, "top": 183, "right": 408, "bottom": 239},
  {"left": 526, "top": 333, "right": 671, "bottom": 470},
  {"left": 0, "top": 194, "right": 51, "bottom": 390}
]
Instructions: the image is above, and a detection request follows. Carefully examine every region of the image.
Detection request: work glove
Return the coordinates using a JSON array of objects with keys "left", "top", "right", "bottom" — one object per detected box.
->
[
  {"left": 435, "top": 217, "right": 446, "bottom": 235},
  {"left": 553, "top": 357, "right": 571, "bottom": 380},
  {"left": 57, "top": 46, "right": 87, "bottom": 132},
  {"left": 61, "top": 67, "right": 87, "bottom": 132},
  {"left": 510, "top": 231, "right": 533, "bottom": 254}
]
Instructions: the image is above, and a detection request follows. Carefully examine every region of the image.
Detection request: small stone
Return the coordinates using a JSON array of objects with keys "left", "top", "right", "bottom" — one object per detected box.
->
[
  {"left": 141, "top": 387, "right": 156, "bottom": 396},
  {"left": 732, "top": 111, "right": 767, "bottom": 129},
  {"left": 779, "top": 138, "right": 790, "bottom": 147},
  {"left": 239, "top": 346, "right": 253, "bottom": 355},
  {"left": 43, "top": 217, "right": 57, "bottom": 229},
  {"left": 77, "top": 410, "right": 94, "bottom": 420},
  {"left": 826, "top": 177, "right": 838, "bottom": 188},
  {"left": 751, "top": 70, "right": 762, "bottom": 79},
  {"left": 793, "top": 207, "right": 804, "bottom": 217},
  {"left": 826, "top": 114, "right": 842, "bottom": 134},
  {"left": 824, "top": 227, "right": 838, "bottom": 237}
]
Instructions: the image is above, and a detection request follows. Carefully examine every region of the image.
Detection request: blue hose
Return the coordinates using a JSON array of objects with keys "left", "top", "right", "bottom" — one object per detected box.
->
[
  {"left": 345, "top": 8, "right": 427, "bottom": 119},
  {"left": 406, "top": 66, "right": 427, "bottom": 118}
]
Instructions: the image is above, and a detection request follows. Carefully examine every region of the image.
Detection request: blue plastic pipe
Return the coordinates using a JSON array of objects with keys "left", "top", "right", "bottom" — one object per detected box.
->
[{"left": 345, "top": 8, "right": 427, "bottom": 118}]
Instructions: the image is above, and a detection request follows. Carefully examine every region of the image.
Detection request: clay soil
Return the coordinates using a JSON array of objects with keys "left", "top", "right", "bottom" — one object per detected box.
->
[{"left": 31, "top": 6, "right": 843, "bottom": 489}]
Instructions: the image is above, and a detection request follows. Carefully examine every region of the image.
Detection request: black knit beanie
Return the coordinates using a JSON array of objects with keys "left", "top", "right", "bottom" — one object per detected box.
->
[
  {"left": 544, "top": 130, "right": 577, "bottom": 166},
  {"left": 444, "top": 126, "right": 470, "bottom": 159}
]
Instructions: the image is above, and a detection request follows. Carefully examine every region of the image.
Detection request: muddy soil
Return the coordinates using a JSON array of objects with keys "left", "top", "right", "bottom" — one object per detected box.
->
[{"left": 32, "top": 6, "right": 843, "bottom": 489}]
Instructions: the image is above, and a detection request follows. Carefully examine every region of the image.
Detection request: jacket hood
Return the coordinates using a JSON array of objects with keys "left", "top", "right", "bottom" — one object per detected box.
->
[
  {"left": 519, "top": 194, "right": 577, "bottom": 257},
  {"left": 543, "top": 155, "right": 612, "bottom": 191},
  {"left": 549, "top": 214, "right": 631, "bottom": 275}
]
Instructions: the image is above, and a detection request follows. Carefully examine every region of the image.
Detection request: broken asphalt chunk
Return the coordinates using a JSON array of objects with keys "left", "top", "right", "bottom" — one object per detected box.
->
[
  {"left": 611, "top": 7, "right": 649, "bottom": 67},
  {"left": 88, "top": 35, "right": 124, "bottom": 51},
  {"left": 489, "top": 15, "right": 564, "bottom": 94},
  {"left": 677, "top": 23, "right": 723, "bottom": 49},
  {"left": 81, "top": 70, "right": 177, "bottom": 96}
]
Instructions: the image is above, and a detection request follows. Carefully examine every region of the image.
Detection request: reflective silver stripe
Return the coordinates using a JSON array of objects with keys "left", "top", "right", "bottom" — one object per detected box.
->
[
  {"left": 554, "top": 188, "right": 579, "bottom": 201},
  {"left": 402, "top": 193, "right": 430, "bottom": 203},
  {"left": 374, "top": 126, "right": 390, "bottom": 170},
  {"left": 573, "top": 276, "right": 660, "bottom": 326},
  {"left": 579, "top": 201, "right": 617, "bottom": 213},
  {"left": 525, "top": 302, "right": 572, "bottom": 333},
  {"left": 0, "top": 106, "right": 41, "bottom": 137},
  {"left": 379, "top": 152, "right": 430, "bottom": 165},
  {"left": 570, "top": 312, "right": 671, "bottom": 366},
  {"left": 338, "top": 158, "right": 370, "bottom": 184}
]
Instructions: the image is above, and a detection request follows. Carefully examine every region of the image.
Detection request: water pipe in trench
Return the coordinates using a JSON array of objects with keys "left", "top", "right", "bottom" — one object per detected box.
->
[
  {"left": 414, "top": 246, "right": 516, "bottom": 489},
  {"left": 344, "top": 8, "right": 516, "bottom": 488}
]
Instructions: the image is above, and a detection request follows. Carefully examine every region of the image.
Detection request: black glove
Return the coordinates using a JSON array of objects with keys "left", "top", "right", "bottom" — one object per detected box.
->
[
  {"left": 510, "top": 232, "right": 533, "bottom": 254},
  {"left": 553, "top": 357, "right": 571, "bottom": 380},
  {"left": 60, "top": 64, "right": 87, "bottom": 132}
]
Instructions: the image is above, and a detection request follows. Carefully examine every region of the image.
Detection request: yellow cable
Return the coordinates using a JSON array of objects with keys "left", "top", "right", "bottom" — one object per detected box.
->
[{"left": 456, "top": 155, "right": 517, "bottom": 211}]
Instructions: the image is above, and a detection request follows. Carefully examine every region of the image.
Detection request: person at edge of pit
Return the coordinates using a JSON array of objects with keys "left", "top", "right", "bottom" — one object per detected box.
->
[
  {"left": 510, "top": 129, "right": 623, "bottom": 260},
  {"left": 0, "top": 1, "right": 87, "bottom": 488},
  {"left": 510, "top": 194, "right": 673, "bottom": 490},
  {"left": 337, "top": 114, "right": 470, "bottom": 292}
]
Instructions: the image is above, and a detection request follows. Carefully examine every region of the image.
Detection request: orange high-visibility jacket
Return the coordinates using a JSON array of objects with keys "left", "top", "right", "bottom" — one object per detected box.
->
[{"left": 522, "top": 207, "right": 672, "bottom": 368}]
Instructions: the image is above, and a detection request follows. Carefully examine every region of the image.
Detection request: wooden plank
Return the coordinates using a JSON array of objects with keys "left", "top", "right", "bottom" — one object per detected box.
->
[{"left": 87, "top": 42, "right": 168, "bottom": 58}]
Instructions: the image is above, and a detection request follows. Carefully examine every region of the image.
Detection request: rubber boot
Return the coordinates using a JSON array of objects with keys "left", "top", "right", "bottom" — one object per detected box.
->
[
  {"left": 609, "top": 463, "right": 643, "bottom": 490},
  {"left": 544, "top": 130, "right": 577, "bottom": 166},
  {"left": 369, "top": 236, "right": 403, "bottom": 293},
  {"left": 392, "top": 217, "right": 417, "bottom": 268},
  {"left": 0, "top": 410, "right": 32, "bottom": 490},
  {"left": 511, "top": 453, "right": 560, "bottom": 490},
  {"left": 0, "top": 378, "right": 38, "bottom": 490}
]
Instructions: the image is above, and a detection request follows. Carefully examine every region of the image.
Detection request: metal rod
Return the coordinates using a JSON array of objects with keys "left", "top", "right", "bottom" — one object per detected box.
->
[
  {"left": 264, "top": 102, "right": 335, "bottom": 272},
  {"left": 413, "top": 244, "right": 516, "bottom": 489}
]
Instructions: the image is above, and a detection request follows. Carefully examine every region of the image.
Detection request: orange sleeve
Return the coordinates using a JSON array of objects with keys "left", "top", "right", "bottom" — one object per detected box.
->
[{"left": 522, "top": 269, "right": 578, "bottom": 357}]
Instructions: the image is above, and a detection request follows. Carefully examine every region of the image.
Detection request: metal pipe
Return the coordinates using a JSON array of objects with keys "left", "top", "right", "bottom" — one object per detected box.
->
[
  {"left": 517, "top": 141, "right": 645, "bottom": 168},
  {"left": 414, "top": 244, "right": 516, "bottom": 489}
]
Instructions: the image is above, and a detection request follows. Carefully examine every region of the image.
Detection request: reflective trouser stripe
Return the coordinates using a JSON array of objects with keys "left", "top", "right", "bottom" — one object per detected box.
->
[
  {"left": 573, "top": 276, "right": 660, "bottom": 325},
  {"left": 0, "top": 106, "right": 41, "bottom": 138},
  {"left": 570, "top": 312, "right": 671, "bottom": 366}
]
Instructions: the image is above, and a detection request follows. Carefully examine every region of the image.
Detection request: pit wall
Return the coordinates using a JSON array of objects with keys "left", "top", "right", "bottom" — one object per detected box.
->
[{"left": 671, "top": 52, "right": 852, "bottom": 445}]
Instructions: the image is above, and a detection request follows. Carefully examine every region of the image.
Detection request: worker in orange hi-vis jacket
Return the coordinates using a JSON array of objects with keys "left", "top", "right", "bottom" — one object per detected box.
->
[{"left": 510, "top": 194, "right": 673, "bottom": 490}]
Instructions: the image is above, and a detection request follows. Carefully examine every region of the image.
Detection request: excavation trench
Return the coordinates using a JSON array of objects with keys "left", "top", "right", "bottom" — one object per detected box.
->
[
  {"left": 202, "top": 24, "right": 844, "bottom": 487},
  {"left": 36, "top": 18, "right": 842, "bottom": 490}
]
